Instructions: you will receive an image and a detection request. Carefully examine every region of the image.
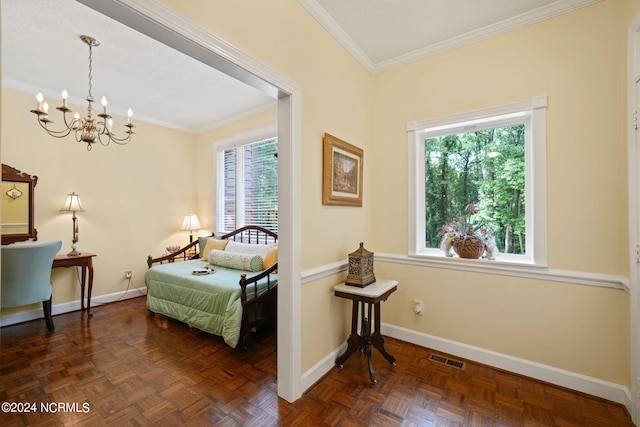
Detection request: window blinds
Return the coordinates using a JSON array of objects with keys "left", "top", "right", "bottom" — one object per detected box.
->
[{"left": 221, "top": 138, "right": 278, "bottom": 233}]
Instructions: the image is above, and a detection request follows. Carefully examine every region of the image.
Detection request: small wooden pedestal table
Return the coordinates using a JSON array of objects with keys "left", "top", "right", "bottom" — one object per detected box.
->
[
  {"left": 53, "top": 253, "right": 97, "bottom": 316},
  {"left": 334, "top": 279, "right": 397, "bottom": 384}
]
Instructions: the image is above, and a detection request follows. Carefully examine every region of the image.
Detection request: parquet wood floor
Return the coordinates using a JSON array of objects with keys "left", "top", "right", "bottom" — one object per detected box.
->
[{"left": 0, "top": 296, "right": 635, "bottom": 426}]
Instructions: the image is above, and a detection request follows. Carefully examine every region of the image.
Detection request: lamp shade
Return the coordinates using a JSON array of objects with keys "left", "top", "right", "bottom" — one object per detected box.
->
[
  {"left": 60, "top": 192, "right": 84, "bottom": 212},
  {"left": 180, "top": 213, "right": 201, "bottom": 231}
]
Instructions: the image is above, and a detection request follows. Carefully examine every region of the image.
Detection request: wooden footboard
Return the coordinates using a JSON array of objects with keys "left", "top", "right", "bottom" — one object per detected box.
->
[
  {"left": 147, "top": 226, "right": 278, "bottom": 349},
  {"left": 238, "top": 263, "right": 278, "bottom": 348},
  {"left": 222, "top": 226, "right": 278, "bottom": 348}
]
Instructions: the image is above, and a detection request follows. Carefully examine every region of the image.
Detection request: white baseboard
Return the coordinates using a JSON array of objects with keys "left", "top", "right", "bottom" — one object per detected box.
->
[
  {"left": 301, "top": 342, "right": 347, "bottom": 392},
  {"left": 0, "top": 287, "right": 147, "bottom": 327},
  {"left": 5, "top": 285, "right": 631, "bottom": 414},
  {"left": 300, "top": 323, "right": 631, "bottom": 413},
  {"left": 381, "top": 323, "right": 632, "bottom": 412}
]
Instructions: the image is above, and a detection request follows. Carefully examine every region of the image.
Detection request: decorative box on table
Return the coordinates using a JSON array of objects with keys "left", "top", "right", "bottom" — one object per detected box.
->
[{"left": 345, "top": 242, "right": 376, "bottom": 287}]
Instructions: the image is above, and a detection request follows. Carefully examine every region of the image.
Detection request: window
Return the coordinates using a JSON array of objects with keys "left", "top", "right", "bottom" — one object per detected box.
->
[
  {"left": 408, "top": 97, "right": 548, "bottom": 265},
  {"left": 216, "top": 128, "right": 278, "bottom": 234}
]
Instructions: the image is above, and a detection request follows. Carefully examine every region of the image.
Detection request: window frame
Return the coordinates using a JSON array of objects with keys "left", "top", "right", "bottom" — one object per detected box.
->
[
  {"left": 214, "top": 125, "right": 278, "bottom": 234},
  {"left": 407, "top": 96, "right": 548, "bottom": 267}
]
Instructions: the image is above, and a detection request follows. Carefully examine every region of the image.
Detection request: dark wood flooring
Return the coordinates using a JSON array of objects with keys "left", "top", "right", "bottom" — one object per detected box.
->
[{"left": 0, "top": 296, "right": 635, "bottom": 426}]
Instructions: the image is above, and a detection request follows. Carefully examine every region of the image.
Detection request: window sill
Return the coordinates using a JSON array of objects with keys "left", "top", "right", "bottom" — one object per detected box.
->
[
  {"left": 373, "top": 252, "right": 628, "bottom": 291},
  {"left": 408, "top": 251, "right": 545, "bottom": 271}
]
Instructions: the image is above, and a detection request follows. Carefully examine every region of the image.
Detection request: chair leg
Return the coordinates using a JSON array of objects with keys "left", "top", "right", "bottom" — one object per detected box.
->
[{"left": 42, "top": 296, "right": 54, "bottom": 331}]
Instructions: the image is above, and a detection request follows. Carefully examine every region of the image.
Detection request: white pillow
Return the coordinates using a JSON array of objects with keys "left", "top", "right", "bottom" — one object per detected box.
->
[{"left": 225, "top": 240, "right": 273, "bottom": 261}]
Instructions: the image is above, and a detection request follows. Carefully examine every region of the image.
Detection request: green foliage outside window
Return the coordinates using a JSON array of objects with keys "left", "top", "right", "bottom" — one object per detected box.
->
[
  {"left": 424, "top": 125, "right": 526, "bottom": 254},
  {"left": 245, "top": 138, "right": 278, "bottom": 233},
  {"left": 221, "top": 138, "right": 278, "bottom": 234}
]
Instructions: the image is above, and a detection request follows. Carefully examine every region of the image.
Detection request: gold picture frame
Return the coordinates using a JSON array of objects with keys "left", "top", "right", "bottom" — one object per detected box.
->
[{"left": 323, "top": 133, "right": 363, "bottom": 207}]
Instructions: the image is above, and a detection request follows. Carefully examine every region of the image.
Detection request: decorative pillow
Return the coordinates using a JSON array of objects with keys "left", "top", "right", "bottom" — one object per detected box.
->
[
  {"left": 262, "top": 245, "right": 278, "bottom": 271},
  {"left": 225, "top": 241, "right": 274, "bottom": 264},
  {"left": 198, "top": 236, "right": 215, "bottom": 256},
  {"left": 199, "top": 238, "right": 229, "bottom": 260},
  {"left": 208, "top": 250, "right": 264, "bottom": 272}
]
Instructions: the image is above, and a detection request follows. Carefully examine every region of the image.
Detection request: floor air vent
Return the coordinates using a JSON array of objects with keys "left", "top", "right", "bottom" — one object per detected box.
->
[{"left": 428, "top": 353, "right": 466, "bottom": 370}]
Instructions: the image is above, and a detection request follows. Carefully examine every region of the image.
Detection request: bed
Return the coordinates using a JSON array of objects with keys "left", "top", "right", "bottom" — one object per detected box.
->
[{"left": 145, "top": 226, "right": 277, "bottom": 348}]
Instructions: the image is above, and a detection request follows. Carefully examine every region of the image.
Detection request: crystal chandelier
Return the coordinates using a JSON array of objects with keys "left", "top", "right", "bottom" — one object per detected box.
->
[{"left": 30, "top": 35, "right": 134, "bottom": 151}]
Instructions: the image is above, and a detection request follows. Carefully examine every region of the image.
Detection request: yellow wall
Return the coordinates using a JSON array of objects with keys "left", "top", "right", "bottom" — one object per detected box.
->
[
  {"left": 160, "top": 0, "right": 633, "bottom": 385},
  {"left": 160, "top": 0, "right": 376, "bottom": 372},
  {"left": 370, "top": 0, "right": 629, "bottom": 385},
  {"left": 1, "top": 87, "right": 199, "bottom": 315},
  {"left": 629, "top": 0, "right": 640, "bottom": 19},
  {"left": 0, "top": 0, "right": 635, "bottom": 391},
  {"left": 160, "top": 0, "right": 375, "bottom": 270}
]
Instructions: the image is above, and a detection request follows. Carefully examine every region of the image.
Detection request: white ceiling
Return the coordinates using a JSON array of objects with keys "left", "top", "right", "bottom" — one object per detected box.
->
[
  {"left": 1, "top": 0, "right": 599, "bottom": 133},
  {"left": 0, "top": 0, "right": 276, "bottom": 134},
  {"left": 300, "top": 0, "right": 600, "bottom": 72}
]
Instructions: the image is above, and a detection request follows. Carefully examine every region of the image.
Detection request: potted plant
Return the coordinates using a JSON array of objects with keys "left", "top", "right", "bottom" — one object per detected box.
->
[{"left": 438, "top": 201, "right": 495, "bottom": 259}]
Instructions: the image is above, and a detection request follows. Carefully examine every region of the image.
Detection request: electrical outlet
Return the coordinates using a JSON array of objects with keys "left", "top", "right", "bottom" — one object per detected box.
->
[
  {"left": 413, "top": 299, "right": 423, "bottom": 315},
  {"left": 125, "top": 270, "right": 132, "bottom": 279}
]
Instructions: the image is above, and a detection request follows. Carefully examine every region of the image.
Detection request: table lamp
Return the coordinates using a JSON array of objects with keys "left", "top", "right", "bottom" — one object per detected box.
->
[
  {"left": 180, "top": 212, "right": 201, "bottom": 243},
  {"left": 60, "top": 192, "right": 84, "bottom": 256}
]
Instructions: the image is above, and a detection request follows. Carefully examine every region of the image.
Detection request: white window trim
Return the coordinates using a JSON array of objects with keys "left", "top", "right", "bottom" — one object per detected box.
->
[
  {"left": 407, "top": 96, "right": 548, "bottom": 269},
  {"left": 214, "top": 125, "right": 277, "bottom": 234}
]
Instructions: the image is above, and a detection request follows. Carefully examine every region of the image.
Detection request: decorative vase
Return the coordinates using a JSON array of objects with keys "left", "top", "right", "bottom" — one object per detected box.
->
[{"left": 452, "top": 236, "right": 485, "bottom": 259}]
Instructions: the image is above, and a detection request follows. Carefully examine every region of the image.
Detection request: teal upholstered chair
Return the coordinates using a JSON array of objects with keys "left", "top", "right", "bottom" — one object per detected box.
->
[{"left": 1, "top": 241, "right": 62, "bottom": 331}]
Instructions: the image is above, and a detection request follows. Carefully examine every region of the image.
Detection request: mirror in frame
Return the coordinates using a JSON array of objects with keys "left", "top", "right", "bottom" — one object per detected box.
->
[{"left": 1, "top": 164, "right": 38, "bottom": 245}]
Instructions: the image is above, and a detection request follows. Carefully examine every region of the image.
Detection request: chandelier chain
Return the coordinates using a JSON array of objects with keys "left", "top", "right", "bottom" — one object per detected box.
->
[
  {"left": 29, "top": 34, "right": 134, "bottom": 150},
  {"left": 87, "top": 44, "right": 93, "bottom": 102}
]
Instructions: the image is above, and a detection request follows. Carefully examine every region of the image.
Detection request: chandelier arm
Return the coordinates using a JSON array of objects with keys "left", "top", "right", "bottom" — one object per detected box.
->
[
  {"left": 74, "top": 130, "right": 83, "bottom": 144},
  {"left": 30, "top": 35, "right": 133, "bottom": 149},
  {"left": 61, "top": 110, "right": 82, "bottom": 132},
  {"left": 94, "top": 118, "right": 108, "bottom": 135},
  {"left": 104, "top": 131, "right": 134, "bottom": 145},
  {"left": 36, "top": 117, "right": 72, "bottom": 138}
]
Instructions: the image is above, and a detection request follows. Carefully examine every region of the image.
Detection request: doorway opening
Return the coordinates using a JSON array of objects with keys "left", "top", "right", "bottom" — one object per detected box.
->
[{"left": 78, "top": 0, "right": 302, "bottom": 402}]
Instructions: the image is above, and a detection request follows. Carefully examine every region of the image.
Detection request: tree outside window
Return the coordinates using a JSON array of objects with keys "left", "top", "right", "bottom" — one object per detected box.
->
[
  {"left": 409, "top": 97, "right": 547, "bottom": 265},
  {"left": 424, "top": 125, "right": 525, "bottom": 254}
]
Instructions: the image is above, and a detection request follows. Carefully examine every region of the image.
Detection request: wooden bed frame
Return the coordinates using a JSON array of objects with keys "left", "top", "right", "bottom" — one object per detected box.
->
[{"left": 147, "top": 226, "right": 278, "bottom": 348}]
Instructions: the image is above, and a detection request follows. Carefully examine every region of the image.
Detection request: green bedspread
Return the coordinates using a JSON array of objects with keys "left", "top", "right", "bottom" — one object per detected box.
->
[{"left": 144, "top": 260, "right": 277, "bottom": 348}]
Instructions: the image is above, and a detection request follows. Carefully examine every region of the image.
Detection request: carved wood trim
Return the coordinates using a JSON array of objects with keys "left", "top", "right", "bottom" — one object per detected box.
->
[{"left": 2, "top": 164, "right": 38, "bottom": 245}]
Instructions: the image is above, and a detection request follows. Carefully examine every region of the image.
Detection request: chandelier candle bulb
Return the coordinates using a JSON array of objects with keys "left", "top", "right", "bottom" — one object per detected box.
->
[
  {"left": 29, "top": 35, "right": 135, "bottom": 150},
  {"left": 36, "top": 92, "right": 43, "bottom": 111}
]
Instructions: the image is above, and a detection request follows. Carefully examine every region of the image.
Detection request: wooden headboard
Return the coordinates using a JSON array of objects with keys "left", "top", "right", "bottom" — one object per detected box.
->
[
  {"left": 147, "top": 225, "right": 277, "bottom": 268},
  {"left": 220, "top": 226, "right": 277, "bottom": 245}
]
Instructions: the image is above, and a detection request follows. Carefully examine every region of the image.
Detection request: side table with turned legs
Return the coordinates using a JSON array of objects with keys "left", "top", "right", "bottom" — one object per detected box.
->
[{"left": 334, "top": 279, "right": 398, "bottom": 384}]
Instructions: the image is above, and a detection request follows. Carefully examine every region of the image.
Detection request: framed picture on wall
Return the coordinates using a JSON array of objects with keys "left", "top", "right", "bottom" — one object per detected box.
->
[{"left": 323, "top": 133, "right": 363, "bottom": 207}]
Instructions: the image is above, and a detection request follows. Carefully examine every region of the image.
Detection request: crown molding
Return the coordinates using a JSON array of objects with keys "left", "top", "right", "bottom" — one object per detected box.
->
[
  {"left": 297, "top": 0, "right": 376, "bottom": 72},
  {"left": 299, "top": 0, "right": 601, "bottom": 74},
  {"left": 195, "top": 101, "right": 276, "bottom": 134}
]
